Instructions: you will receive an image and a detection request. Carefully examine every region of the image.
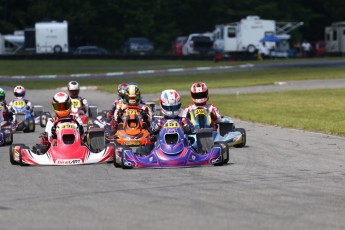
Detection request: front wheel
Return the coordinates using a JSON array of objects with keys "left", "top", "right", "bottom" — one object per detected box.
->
[{"left": 234, "top": 128, "right": 246, "bottom": 148}]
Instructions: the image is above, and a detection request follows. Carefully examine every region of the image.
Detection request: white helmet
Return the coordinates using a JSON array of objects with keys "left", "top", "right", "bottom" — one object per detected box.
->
[
  {"left": 160, "top": 89, "right": 181, "bottom": 118},
  {"left": 67, "top": 81, "right": 80, "bottom": 98}
]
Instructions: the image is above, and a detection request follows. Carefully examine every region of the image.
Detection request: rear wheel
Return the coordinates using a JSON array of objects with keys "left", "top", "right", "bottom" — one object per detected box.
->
[
  {"left": 5, "top": 129, "right": 13, "bottom": 145},
  {"left": 213, "top": 143, "right": 224, "bottom": 166},
  {"left": 234, "top": 128, "right": 246, "bottom": 148},
  {"left": 121, "top": 147, "right": 132, "bottom": 169},
  {"left": 9, "top": 144, "right": 22, "bottom": 165}
]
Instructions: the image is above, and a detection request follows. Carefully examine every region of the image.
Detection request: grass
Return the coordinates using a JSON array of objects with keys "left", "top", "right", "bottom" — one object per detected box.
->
[
  {"left": 194, "top": 89, "right": 345, "bottom": 136},
  {"left": 1, "top": 59, "right": 345, "bottom": 136}
]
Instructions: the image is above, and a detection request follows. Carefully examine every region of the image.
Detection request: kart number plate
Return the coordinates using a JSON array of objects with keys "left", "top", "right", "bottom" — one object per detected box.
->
[
  {"left": 13, "top": 101, "right": 26, "bottom": 107},
  {"left": 164, "top": 121, "right": 179, "bottom": 128},
  {"left": 125, "top": 141, "right": 141, "bottom": 146},
  {"left": 126, "top": 109, "right": 137, "bottom": 115},
  {"left": 195, "top": 108, "right": 206, "bottom": 116},
  {"left": 59, "top": 123, "right": 75, "bottom": 130},
  {"left": 71, "top": 99, "right": 81, "bottom": 109}
]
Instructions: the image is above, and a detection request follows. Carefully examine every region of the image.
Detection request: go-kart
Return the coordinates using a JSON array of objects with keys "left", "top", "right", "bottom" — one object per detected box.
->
[
  {"left": 110, "top": 106, "right": 151, "bottom": 151},
  {"left": 114, "top": 119, "right": 228, "bottom": 169},
  {"left": 188, "top": 107, "right": 246, "bottom": 150},
  {"left": 9, "top": 118, "right": 114, "bottom": 166},
  {"left": 9, "top": 99, "right": 35, "bottom": 133},
  {"left": 0, "top": 102, "right": 13, "bottom": 146}
]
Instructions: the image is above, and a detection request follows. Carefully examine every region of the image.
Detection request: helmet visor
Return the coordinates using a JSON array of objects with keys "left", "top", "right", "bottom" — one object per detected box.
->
[
  {"left": 69, "top": 90, "right": 79, "bottom": 98},
  {"left": 0, "top": 95, "right": 4, "bottom": 101},
  {"left": 14, "top": 91, "right": 25, "bottom": 98},
  {"left": 191, "top": 92, "right": 208, "bottom": 99},
  {"left": 53, "top": 100, "right": 71, "bottom": 111},
  {"left": 161, "top": 104, "right": 181, "bottom": 112}
]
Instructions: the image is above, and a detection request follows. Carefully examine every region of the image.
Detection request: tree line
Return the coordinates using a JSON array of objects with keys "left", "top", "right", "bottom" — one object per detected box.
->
[{"left": 0, "top": 0, "right": 343, "bottom": 53}]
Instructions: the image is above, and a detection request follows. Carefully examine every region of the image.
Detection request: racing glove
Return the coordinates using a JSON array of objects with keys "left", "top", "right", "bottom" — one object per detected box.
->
[
  {"left": 51, "top": 126, "right": 57, "bottom": 139},
  {"left": 140, "top": 109, "right": 148, "bottom": 120}
]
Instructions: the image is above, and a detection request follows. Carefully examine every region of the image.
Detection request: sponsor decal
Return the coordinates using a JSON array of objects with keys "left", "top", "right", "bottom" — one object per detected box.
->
[{"left": 56, "top": 159, "right": 82, "bottom": 165}]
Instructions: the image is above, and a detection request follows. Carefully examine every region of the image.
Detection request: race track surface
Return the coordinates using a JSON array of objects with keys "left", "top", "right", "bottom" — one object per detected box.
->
[{"left": 1, "top": 87, "right": 345, "bottom": 230}]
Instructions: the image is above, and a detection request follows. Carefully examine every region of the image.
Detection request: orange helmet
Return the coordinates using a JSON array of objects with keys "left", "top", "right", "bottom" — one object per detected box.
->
[
  {"left": 190, "top": 82, "right": 208, "bottom": 105},
  {"left": 52, "top": 92, "right": 71, "bottom": 118}
]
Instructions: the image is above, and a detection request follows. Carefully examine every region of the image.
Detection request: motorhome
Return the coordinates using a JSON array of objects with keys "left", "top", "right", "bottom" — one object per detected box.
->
[
  {"left": 325, "top": 21, "right": 345, "bottom": 55},
  {"left": 213, "top": 16, "right": 275, "bottom": 54},
  {"left": 213, "top": 16, "right": 303, "bottom": 56},
  {"left": 25, "top": 21, "right": 69, "bottom": 54}
]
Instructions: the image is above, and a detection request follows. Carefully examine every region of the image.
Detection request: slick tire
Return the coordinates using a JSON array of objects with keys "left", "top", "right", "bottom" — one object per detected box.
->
[
  {"left": 234, "top": 128, "right": 246, "bottom": 148},
  {"left": 9, "top": 144, "right": 23, "bottom": 165},
  {"left": 213, "top": 143, "right": 224, "bottom": 166}
]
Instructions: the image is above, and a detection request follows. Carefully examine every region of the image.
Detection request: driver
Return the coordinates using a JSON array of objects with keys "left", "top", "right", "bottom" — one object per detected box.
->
[
  {"left": 8, "top": 85, "right": 33, "bottom": 116},
  {"left": 67, "top": 81, "right": 89, "bottom": 115},
  {"left": 0, "top": 88, "right": 12, "bottom": 122},
  {"left": 114, "top": 84, "right": 152, "bottom": 126},
  {"left": 151, "top": 89, "right": 194, "bottom": 136},
  {"left": 182, "top": 82, "right": 221, "bottom": 130},
  {"left": 38, "top": 92, "right": 84, "bottom": 152}
]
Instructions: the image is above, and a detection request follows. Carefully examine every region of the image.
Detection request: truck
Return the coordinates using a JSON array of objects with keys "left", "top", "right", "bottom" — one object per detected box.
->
[
  {"left": 25, "top": 21, "right": 69, "bottom": 54},
  {"left": 325, "top": 21, "right": 345, "bottom": 55},
  {"left": 182, "top": 33, "right": 214, "bottom": 56},
  {"left": 213, "top": 16, "right": 303, "bottom": 56}
]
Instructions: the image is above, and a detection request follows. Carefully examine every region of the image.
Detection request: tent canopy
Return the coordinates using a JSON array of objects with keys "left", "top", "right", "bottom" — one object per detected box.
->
[{"left": 260, "top": 35, "right": 281, "bottom": 43}]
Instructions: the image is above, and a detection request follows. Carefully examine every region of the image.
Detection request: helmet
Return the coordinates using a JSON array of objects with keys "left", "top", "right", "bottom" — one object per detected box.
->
[
  {"left": 190, "top": 82, "right": 208, "bottom": 105},
  {"left": 67, "top": 81, "right": 80, "bottom": 98},
  {"left": 160, "top": 89, "right": 181, "bottom": 118},
  {"left": 117, "top": 83, "right": 128, "bottom": 100},
  {"left": 0, "top": 88, "right": 5, "bottom": 102},
  {"left": 124, "top": 85, "right": 140, "bottom": 105},
  {"left": 52, "top": 92, "right": 71, "bottom": 118},
  {"left": 14, "top": 85, "right": 25, "bottom": 98}
]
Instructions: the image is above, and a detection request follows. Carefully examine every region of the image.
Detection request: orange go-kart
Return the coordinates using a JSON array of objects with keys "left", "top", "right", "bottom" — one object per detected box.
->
[{"left": 111, "top": 106, "right": 151, "bottom": 150}]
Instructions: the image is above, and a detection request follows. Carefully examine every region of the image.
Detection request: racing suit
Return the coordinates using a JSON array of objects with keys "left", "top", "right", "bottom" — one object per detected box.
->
[
  {"left": 114, "top": 102, "right": 152, "bottom": 126},
  {"left": 8, "top": 98, "right": 33, "bottom": 114},
  {"left": 70, "top": 96, "right": 88, "bottom": 115},
  {"left": 0, "top": 100, "right": 13, "bottom": 124},
  {"left": 182, "top": 104, "right": 222, "bottom": 130}
]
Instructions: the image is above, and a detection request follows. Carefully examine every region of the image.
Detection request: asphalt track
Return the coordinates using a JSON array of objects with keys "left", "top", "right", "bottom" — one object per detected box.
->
[{"left": 1, "top": 61, "right": 345, "bottom": 229}]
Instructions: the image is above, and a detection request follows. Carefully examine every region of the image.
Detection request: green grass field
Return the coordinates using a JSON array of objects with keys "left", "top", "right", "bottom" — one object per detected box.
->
[{"left": 1, "top": 59, "right": 345, "bottom": 136}]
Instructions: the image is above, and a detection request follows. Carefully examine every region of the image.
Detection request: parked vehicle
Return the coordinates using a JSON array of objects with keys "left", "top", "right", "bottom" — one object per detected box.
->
[
  {"left": 213, "top": 15, "right": 303, "bottom": 55},
  {"left": 171, "top": 36, "right": 187, "bottom": 55},
  {"left": 325, "top": 21, "right": 345, "bottom": 55},
  {"left": 25, "top": 21, "right": 69, "bottom": 54},
  {"left": 73, "top": 46, "right": 110, "bottom": 55},
  {"left": 182, "top": 33, "right": 214, "bottom": 56},
  {"left": 122, "top": 37, "right": 154, "bottom": 55}
]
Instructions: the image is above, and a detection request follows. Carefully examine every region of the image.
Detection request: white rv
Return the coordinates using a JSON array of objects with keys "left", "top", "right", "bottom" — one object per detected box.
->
[
  {"left": 35, "top": 21, "right": 69, "bottom": 54},
  {"left": 325, "top": 21, "right": 345, "bottom": 54},
  {"left": 213, "top": 16, "right": 275, "bottom": 54}
]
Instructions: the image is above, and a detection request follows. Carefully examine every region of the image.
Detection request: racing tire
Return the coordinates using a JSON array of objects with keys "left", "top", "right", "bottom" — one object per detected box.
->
[
  {"left": 40, "top": 114, "right": 49, "bottom": 128},
  {"left": 9, "top": 144, "right": 22, "bottom": 165},
  {"left": 213, "top": 143, "right": 224, "bottom": 166},
  {"left": 113, "top": 145, "right": 123, "bottom": 168},
  {"left": 234, "top": 128, "right": 246, "bottom": 148},
  {"left": 23, "top": 120, "right": 30, "bottom": 133},
  {"left": 19, "top": 146, "right": 30, "bottom": 166},
  {"left": 4, "top": 128, "right": 13, "bottom": 145},
  {"left": 29, "top": 118, "right": 35, "bottom": 132},
  {"left": 0, "top": 130, "right": 4, "bottom": 146}
]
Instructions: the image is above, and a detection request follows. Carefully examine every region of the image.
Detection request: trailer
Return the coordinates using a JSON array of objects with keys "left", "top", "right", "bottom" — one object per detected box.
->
[
  {"left": 33, "top": 21, "right": 69, "bottom": 54},
  {"left": 0, "top": 30, "right": 24, "bottom": 55},
  {"left": 213, "top": 16, "right": 303, "bottom": 56},
  {"left": 325, "top": 21, "right": 345, "bottom": 55}
]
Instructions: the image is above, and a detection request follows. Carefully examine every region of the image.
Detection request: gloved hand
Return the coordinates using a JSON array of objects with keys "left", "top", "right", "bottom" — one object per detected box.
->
[
  {"left": 117, "top": 109, "right": 123, "bottom": 118},
  {"left": 140, "top": 109, "right": 148, "bottom": 120},
  {"left": 51, "top": 126, "right": 57, "bottom": 139},
  {"left": 183, "top": 125, "right": 191, "bottom": 134}
]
